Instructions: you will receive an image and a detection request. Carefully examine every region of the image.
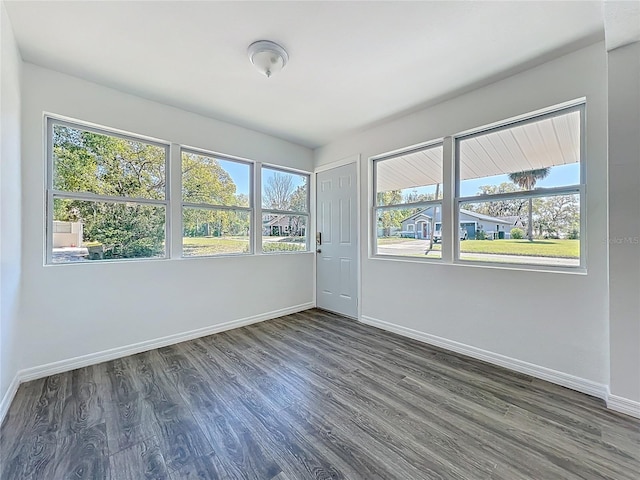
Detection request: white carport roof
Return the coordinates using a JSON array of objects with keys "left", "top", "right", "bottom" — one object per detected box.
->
[{"left": 376, "top": 109, "right": 580, "bottom": 192}]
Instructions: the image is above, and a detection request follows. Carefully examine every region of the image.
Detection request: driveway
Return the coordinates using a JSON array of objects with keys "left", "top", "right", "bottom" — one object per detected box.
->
[{"left": 52, "top": 247, "right": 89, "bottom": 263}]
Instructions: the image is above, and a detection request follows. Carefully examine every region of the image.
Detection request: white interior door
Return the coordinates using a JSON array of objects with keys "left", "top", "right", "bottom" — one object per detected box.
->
[{"left": 316, "top": 162, "right": 358, "bottom": 318}]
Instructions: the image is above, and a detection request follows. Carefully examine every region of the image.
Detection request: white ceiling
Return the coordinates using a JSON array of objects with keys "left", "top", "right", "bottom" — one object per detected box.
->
[{"left": 5, "top": 1, "right": 605, "bottom": 148}]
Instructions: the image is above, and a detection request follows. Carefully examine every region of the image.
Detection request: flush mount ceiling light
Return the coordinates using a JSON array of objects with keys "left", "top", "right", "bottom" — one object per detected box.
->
[{"left": 248, "top": 40, "right": 289, "bottom": 78}]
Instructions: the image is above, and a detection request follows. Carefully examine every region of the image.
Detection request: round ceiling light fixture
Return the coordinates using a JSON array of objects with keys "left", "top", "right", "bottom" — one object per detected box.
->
[{"left": 248, "top": 40, "right": 289, "bottom": 78}]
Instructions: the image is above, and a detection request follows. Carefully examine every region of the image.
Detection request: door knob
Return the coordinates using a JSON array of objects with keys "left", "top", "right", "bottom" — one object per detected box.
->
[{"left": 316, "top": 249, "right": 322, "bottom": 253}]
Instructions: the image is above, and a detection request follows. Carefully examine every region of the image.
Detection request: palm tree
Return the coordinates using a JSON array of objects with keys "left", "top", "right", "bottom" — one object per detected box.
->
[{"left": 508, "top": 168, "right": 550, "bottom": 241}]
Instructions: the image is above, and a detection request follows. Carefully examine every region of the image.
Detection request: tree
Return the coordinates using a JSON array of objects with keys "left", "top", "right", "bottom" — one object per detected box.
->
[
  {"left": 53, "top": 126, "right": 245, "bottom": 258},
  {"left": 53, "top": 125, "right": 167, "bottom": 258},
  {"left": 264, "top": 172, "right": 295, "bottom": 210},
  {"left": 376, "top": 190, "right": 407, "bottom": 235},
  {"left": 287, "top": 185, "right": 308, "bottom": 237},
  {"left": 508, "top": 168, "right": 550, "bottom": 241},
  {"left": 181, "top": 153, "right": 247, "bottom": 238},
  {"left": 377, "top": 190, "right": 402, "bottom": 207},
  {"left": 464, "top": 183, "right": 528, "bottom": 228},
  {"left": 182, "top": 153, "right": 237, "bottom": 206},
  {"left": 403, "top": 189, "right": 438, "bottom": 203},
  {"left": 532, "top": 194, "right": 579, "bottom": 238},
  {"left": 262, "top": 174, "right": 308, "bottom": 238}
]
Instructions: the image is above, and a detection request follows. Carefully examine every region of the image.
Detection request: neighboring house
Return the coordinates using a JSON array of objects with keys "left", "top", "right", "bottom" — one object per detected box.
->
[
  {"left": 263, "top": 214, "right": 306, "bottom": 237},
  {"left": 399, "top": 211, "right": 433, "bottom": 239},
  {"left": 401, "top": 207, "right": 514, "bottom": 240}
]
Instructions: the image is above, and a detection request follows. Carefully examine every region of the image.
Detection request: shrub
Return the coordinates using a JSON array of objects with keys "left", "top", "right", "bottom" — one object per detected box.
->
[
  {"left": 510, "top": 228, "right": 524, "bottom": 239},
  {"left": 568, "top": 229, "right": 580, "bottom": 240},
  {"left": 263, "top": 242, "right": 306, "bottom": 253},
  {"left": 476, "top": 230, "right": 486, "bottom": 240}
]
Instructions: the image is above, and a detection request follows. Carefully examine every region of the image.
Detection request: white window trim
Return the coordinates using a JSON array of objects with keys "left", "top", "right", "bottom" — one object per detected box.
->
[
  {"left": 45, "top": 115, "right": 313, "bottom": 265},
  {"left": 453, "top": 102, "right": 586, "bottom": 270},
  {"left": 368, "top": 100, "right": 587, "bottom": 273},
  {"left": 45, "top": 116, "right": 171, "bottom": 265},
  {"left": 261, "top": 164, "right": 311, "bottom": 253},
  {"left": 371, "top": 140, "right": 444, "bottom": 261},
  {"left": 180, "top": 146, "right": 254, "bottom": 258}
]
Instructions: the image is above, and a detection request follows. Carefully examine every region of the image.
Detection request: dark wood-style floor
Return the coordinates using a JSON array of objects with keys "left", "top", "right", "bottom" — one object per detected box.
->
[{"left": 1, "top": 309, "right": 639, "bottom": 479}]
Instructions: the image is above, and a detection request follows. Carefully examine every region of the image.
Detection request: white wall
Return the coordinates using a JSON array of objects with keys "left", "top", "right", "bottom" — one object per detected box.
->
[
  {"left": 19, "top": 64, "right": 314, "bottom": 372},
  {"left": 0, "top": 2, "right": 22, "bottom": 405},
  {"left": 315, "top": 43, "right": 610, "bottom": 389},
  {"left": 608, "top": 41, "right": 640, "bottom": 404}
]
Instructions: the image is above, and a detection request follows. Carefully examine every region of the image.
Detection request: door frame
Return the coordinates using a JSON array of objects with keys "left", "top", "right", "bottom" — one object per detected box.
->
[{"left": 313, "top": 155, "right": 361, "bottom": 319}]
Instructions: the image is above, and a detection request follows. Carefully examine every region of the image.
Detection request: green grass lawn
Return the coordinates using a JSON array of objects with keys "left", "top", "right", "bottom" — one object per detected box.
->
[
  {"left": 183, "top": 236, "right": 249, "bottom": 256},
  {"left": 186, "top": 235, "right": 578, "bottom": 259},
  {"left": 183, "top": 236, "right": 306, "bottom": 256},
  {"left": 458, "top": 239, "right": 579, "bottom": 258},
  {"left": 379, "top": 237, "right": 579, "bottom": 258}
]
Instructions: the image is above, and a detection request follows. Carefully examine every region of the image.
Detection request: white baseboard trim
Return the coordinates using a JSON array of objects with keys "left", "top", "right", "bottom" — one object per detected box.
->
[
  {"left": 360, "top": 315, "right": 609, "bottom": 401},
  {"left": 607, "top": 393, "right": 640, "bottom": 419},
  {"left": 16, "top": 302, "right": 314, "bottom": 385},
  {"left": 1, "top": 302, "right": 312, "bottom": 424},
  {"left": 0, "top": 374, "right": 21, "bottom": 425}
]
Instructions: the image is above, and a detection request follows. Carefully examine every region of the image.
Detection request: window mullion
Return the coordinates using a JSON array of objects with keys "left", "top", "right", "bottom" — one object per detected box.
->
[
  {"left": 375, "top": 199, "right": 443, "bottom": 211},
  {"left": 442, "top": 136, "right": 455, "bottom": 263},
  {"left": 263, "top": 208, "right": 309, "bottom": 216},
  {"left": 182, "top": 202, "right": 252, "bottom": 212},
  {"left": 170, "top": 143, "right": 182, "bottom": 259},
  {"left": 255, "top": 162, "right": 263, "bottom": 254},
  {"left": 457, "top": 185, "right": 581, "bottom": 204},
  {"left": 51, "top": 190, "right": 168, "bottom": 206}
]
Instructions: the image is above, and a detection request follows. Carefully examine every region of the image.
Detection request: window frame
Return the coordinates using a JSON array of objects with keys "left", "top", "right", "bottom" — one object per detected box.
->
[
  {"left": 45, "top": 116, "right": 171, "bottom": 265},
  {"left": 45, "top": 116, "right": 314, "bottom": 265},
  {"left": 371, "top": 140, "right": 444, "bottom": 260},
  {"left": 453, "top": 102, "right": 586, "bottom": 269},
  {"left": 260, "top": 164, "right": 311, "bottom": 253},
  {"left": 180, "top": 146, "right": 254, "bottom": 258}
]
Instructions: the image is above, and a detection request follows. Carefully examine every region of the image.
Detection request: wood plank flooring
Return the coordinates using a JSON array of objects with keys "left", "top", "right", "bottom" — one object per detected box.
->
[{"left": 1, "top": 308, "right": 639, "bottom": 479}]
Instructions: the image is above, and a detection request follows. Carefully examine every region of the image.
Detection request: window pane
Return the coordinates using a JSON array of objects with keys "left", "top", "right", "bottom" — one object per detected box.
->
[
  {"left": 182, "top": 208, "right": 250, "bottom": 257},
  {"left": 375, "top": 204, "right": 442, "bottom": 259},
  {"left": 376, "top": 144, "right": 443, "bottom": 207},
  {"left": 52, "top": 124, "right": 166, "bottom": 200},
  {"left": 262, "top": 214, "right": 307, "bottom": 252},
  {"left": 182, "top": 152, "right": 250, "bottom": 206},
  {"left": 458, "top": 194, "right": 580, "bottom": 266},
  {"left": 52, "top": 198, "right": 165, "bottom": 263},
  {"left": 458, "top": 110, "right": 581, "bottom": 197},
  {"left": 262, "top": 168, "right": 308, "bottom": 212}
]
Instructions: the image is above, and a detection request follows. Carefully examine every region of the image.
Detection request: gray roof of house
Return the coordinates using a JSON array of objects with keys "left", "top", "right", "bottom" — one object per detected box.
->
[
  {"left": 460, "top": 209, "right": 515, "bottom": 225},
  {"left": 402, "top": 207, "right": 514, "bottom": 225}
]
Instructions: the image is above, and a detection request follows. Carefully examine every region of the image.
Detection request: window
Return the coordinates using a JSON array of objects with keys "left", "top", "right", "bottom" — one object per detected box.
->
[
  {"left": 48, "top": 119, "right": 168, "bottom": 263},
  {"left": 261, "top": 167, "right": 309, "bottom": 253},
  {"left": 455, "top": 105, "right": 584, "bottom": 267},
  {"left": 373, "top": 142, "right": 443, "bottom": 258},
  {"left": 47, "top": 117, "right": 311, "bottom": 264},
  {"left": 182, "top": 150, "right": 252, "bottom": 257}
]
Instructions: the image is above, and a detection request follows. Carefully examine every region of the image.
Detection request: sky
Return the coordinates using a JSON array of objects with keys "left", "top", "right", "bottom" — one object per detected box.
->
[
  {"left": 459, "top": 162, "right": 580, "bottom": 197},
  {"left": 391, "top": 162, "right": 580, "bottom": 200},
  {"left": 223, "top": 158, "right": 579, "bottom": 204},
  {"left": 217, "top": 158, "right": 251, "bottom": 197},
  {"left": 218, "top": 159, "right": 307, "bottom": 200}
]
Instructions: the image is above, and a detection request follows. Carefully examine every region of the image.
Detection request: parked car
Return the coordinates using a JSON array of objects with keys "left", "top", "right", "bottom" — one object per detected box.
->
[{"left": 433, "top": 228, "right": 468, "bottom": 243}]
